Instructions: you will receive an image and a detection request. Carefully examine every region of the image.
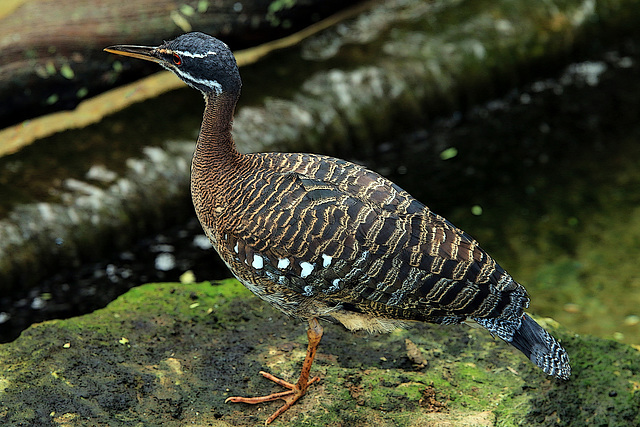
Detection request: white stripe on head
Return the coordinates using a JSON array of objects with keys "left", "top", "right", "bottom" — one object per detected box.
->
[
  {"left": 172, "top": 66, "right": 222, "bottom": 94},
  {"left": 174, "top": 50, "right": 218, "bottom": 58}
]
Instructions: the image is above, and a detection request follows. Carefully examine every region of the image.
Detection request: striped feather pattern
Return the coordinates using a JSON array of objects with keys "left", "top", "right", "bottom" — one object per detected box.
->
[
  {"left": 195, "top": 150, "right": 570, "bottom": 379},
  {"left": 198, "top": 151, "right": 528, "bottom": 327}
]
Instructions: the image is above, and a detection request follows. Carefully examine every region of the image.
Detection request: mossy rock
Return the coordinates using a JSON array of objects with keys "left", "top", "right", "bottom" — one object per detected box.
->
[{"left": 1, "top": 280, "right": 639, "bottom": 426}]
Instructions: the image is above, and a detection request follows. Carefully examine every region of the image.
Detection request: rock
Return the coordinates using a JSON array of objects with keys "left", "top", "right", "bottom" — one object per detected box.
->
[{"left": 1, "top": 280, "right": 638, "bottom": 425}]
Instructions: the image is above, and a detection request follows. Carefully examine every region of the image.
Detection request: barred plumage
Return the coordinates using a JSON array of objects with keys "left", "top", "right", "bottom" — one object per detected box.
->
[{"left": 106, "top": 32, "right": 570, "bottom": 424}]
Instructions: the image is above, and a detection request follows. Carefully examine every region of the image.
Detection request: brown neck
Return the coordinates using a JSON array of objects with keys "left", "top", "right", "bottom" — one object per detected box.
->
[{"left": 192, "top": 91, "right": 242, "bottom": 172}]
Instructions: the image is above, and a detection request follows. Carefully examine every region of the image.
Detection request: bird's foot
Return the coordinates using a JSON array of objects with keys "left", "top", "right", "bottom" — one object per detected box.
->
[
  {"left": 225, "top": 370, "right": 320, "bottom": 425},
  {"left": 226, "top": 319, "right": 323, "bottom": 425}
]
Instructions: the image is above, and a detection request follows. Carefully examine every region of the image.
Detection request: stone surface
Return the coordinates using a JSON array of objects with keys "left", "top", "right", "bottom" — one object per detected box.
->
[{"left": 1, "top": 280, "right": 639, "bottom": 426}]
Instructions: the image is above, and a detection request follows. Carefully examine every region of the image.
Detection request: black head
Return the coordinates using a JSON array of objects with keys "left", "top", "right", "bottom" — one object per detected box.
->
[{"left": 105, "top": 32, "right": 241, "bottom": 96}]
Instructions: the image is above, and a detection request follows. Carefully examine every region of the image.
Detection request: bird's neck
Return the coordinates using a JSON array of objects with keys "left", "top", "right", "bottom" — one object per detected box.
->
[{"left": 192, "top": 91, "right": 242, "bottom": 171}]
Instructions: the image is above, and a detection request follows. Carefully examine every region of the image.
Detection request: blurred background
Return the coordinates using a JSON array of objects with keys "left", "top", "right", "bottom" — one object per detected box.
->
[{"left": 1, "top": 0, "right": 639, "bottom": 350}]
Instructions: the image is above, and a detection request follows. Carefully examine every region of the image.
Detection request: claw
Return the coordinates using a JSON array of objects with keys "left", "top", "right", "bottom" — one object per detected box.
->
[{"left": 225, "top": 318, "right": 323, "bottom": 424}]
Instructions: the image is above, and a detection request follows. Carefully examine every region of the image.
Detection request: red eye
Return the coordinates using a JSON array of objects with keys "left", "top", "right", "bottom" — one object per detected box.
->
[{"left": 172, "top": 53, "right": 182, "bottom": 65}]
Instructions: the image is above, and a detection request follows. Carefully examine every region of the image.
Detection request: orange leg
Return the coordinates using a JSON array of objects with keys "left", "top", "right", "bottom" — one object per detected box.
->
[{"left": 225, "top": 318, "right": 323, "bottom": 425}]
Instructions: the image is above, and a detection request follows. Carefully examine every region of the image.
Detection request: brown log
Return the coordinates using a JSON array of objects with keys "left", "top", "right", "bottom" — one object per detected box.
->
[{"left": 0, "top": 0, "right": 362, "bottom": 128}]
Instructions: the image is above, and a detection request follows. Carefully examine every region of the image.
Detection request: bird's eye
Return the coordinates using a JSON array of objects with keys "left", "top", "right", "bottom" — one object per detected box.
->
[{"left": 172, "top": 53, "right": 182, "bottom": 65}]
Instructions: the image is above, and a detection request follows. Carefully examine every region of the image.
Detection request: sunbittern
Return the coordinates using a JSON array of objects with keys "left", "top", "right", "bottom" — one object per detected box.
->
[{"left": 105, "top": 32, "right": 570, "bottom": 425}]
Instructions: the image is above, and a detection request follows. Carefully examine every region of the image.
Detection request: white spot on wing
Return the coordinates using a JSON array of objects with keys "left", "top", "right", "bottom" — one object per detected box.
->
[
  {"left": 300, "top": 262, "right": 314, "bottom": 278},
  {"left": 252, "top": 254, "right": 264, "bottom": 269},
  {"left": 303, "top": 285, "right": 314, "bottom": 296},
  {"left": 277, "top": 258, "right": 290, "bottom": 269},
  {"left": 233, "top": 242, "right": 239, "bottom": 253},
  {"left": 322, "top": 254, "right": 332, "bottom": 268},
  {"left": 325, "top": 278, "right": 341, "bottom": 294}
]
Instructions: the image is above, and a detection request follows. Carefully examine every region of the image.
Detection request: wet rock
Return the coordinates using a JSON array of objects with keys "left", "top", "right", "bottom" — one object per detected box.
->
[{"left": 0, "top": 280, "right": 638, "bottom": 425}]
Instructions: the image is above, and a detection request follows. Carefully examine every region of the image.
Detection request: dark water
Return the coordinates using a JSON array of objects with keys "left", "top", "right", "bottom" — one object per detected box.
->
[{"left": 2, "top": 38, "right": 639, "bottom": 345}]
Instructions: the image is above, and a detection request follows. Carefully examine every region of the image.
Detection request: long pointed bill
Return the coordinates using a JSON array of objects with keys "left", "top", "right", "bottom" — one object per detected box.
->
[{"left": 103, "top": 45, "right": 162, "bottom": 63}]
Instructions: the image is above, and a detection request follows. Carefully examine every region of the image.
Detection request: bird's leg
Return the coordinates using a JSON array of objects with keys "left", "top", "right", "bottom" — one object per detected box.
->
[{"left": 225, "top": 318, "right": 324, "bottom": 425}]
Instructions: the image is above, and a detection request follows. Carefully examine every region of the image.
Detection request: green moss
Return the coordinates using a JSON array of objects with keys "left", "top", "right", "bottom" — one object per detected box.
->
[{"left": 1, "top": 280, "right": 639, "bottom": 425}]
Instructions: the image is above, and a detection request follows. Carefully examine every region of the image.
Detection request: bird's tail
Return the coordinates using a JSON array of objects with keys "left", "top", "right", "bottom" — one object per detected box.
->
[{"left": 474, "top": 313, "right": 571, "bottom": 379}]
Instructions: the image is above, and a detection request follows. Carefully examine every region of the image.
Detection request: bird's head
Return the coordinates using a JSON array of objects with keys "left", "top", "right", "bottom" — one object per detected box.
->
[{"left": 104, "top": 32, "right": 241, "bottom": 96}]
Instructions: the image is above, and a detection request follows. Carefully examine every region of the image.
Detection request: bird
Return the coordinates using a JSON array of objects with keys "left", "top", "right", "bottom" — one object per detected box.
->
[{"left": 105, "top": 32, "right": 571, "bottom": 424}]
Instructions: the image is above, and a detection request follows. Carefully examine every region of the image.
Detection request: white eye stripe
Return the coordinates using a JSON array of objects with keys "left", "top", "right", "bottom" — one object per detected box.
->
[{"left": 173, "top": 50, "right": 218, "bottom": 58}]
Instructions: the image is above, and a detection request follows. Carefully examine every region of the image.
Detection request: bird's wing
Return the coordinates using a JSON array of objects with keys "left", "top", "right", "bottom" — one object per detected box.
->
[{"left": 223, "top": 153, "right": 528, "bottom": 323}]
